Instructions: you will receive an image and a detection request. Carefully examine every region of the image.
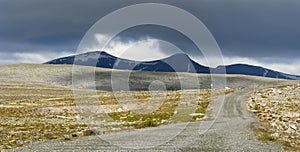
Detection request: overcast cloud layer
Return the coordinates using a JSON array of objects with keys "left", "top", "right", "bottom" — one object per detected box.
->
[{"left": 0, "top": 0, "right": 299, "bottom": 75}]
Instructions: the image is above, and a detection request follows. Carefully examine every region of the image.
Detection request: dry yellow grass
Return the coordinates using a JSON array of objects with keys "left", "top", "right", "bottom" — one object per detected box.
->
[
  {"left": 0, "top": 82, "right": 229, "bottom": 150},
  {"left": 0, "top": 64, "right": 238, "bottom": 150}
]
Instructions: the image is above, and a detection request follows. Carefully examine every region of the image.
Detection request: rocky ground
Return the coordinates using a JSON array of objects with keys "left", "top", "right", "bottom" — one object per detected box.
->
[
  {"left": 248, "top": 84, "right": 300, "bottom": 151},
  {"left": 0, "top": 81, "right": 230, "bottom": 150},
  {"left": 0, "top": 64, "right": 292, "bottom": 151},
  {"left": 11, "top": 86, "right": 285, "bottom": 152}
]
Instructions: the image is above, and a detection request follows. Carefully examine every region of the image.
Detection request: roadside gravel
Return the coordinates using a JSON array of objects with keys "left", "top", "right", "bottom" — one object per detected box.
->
[{"left": 11, "top": 87, "right": 284, "bottom": 152}]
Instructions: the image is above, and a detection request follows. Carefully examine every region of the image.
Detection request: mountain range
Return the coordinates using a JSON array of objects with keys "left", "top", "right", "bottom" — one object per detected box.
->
[{"left": 45, "top": 51, "right": 300, "bottom": 80}]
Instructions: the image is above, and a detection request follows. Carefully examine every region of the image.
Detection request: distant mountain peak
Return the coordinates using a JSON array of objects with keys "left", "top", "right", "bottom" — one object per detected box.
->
[
  {"left": 77, "top": 51, "right": 110, "bottom": 56},
  {"left": 45, "top": 51, "right": 300, "bottom": 80}
]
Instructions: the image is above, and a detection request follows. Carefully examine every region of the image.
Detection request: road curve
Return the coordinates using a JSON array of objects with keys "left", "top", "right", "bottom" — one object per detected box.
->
[{"left": 11, "top": 87, "right": 284, "bottom": 152}]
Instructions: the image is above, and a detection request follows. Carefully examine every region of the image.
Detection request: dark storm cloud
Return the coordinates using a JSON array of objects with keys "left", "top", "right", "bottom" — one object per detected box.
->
[
  {"left": 0, "top": 0, "right": 120, "bottom": 53},
  {"left": 0, "top": 0, "right": 299, "bottom": 59},
  {"left": 196, "top": 0, "right": 300, "bottom": 58},
  {"left": 112, "top": 25, "right": 201, "bottom": 56}
]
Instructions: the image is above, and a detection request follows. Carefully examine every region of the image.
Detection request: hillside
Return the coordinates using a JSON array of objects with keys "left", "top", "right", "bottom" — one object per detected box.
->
[
  {"left": 0, "top": 64, "right": 297, "bottom": 150},
  {"left": 45, "top": 51, "right": 300, "bottom": 80},
  {"left": 0, "top": 64, "right": 289, "bottom": 91}
]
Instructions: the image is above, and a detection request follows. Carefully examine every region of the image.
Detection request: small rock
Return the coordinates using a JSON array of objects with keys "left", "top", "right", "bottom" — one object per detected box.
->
[
  {"left": 63, "top": 135, "right": 71, "bottom": 141},
  {"left": 90, "top": 128, "right": 103, "bottom": 135},
  {"left": 111, "top": 128, "right": 121, "bottom": 131},
  {"left": 11, "top": 139, "right": 25, "bottom": 146},
  {"left": 116, "top": 108, "right": 123, "bottom": 112},
  {"left": 271, "top": 132, "right": 279, "bottom": 138},
  {"left": 33, "top": 135, "right": 41, "bottom": 141},
  {"left": 78, "top": 131, "right": 85, "bottom": 136},
  {"left": 189, "top": 113, "right": 205, "bottom": 117},
  {"left": 285, "top": 128, "right": 294, "bottom": 134},
  {"left": 277, "top": 90, "right": 282, "bottom": 94},
  {"left": 290, "top": 123, "right": 298, "bottom": 130},
  {"left": 270, "top": 122, "right": 277, "bottom": 127},
  {"left": 282, "top": 117, "right": 289, "bottom": 122},
  {"left": 250, "top": 110, "right": 258, "bottom": 113},
  {"left": 161, "top": 120, "right": 167, "bottom": 124}
]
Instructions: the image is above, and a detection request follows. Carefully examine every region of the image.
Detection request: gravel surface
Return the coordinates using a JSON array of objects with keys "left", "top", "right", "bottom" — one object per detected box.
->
[
  {"left": 10, "top": 87, "right": 285, "bottom": 152},
  {"left": 248, "top": 84, "right": 300, "bottom": 150}
]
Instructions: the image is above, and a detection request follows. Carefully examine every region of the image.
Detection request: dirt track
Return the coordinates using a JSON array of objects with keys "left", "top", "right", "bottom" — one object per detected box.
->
[{"left": 11, "top": 87, "right": 285, "bottom": 152}]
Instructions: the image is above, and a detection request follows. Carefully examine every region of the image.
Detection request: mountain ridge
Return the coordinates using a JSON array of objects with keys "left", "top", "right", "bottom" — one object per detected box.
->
[{"left": 45, "top": 51, "right": 300, "bottom": 80}]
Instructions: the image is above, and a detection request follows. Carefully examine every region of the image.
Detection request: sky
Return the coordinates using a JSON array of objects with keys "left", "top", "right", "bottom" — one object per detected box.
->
[{"left": 0, "top": 0, "right": 299, "bottom": 75}]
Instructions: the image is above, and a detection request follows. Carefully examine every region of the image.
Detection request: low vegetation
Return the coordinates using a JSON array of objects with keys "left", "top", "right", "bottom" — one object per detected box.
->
[
  {"left": 0, "top": 85, "right": 87, "bottom": 149},
  {"left": 0, "top": 82, "right": 234, "bottom": 150},
  {"left": 254, "top": 128, "right": 277, "bottom": 142},
  {"left": 248, "top": 84, "right": 300, "bottom": 151}
]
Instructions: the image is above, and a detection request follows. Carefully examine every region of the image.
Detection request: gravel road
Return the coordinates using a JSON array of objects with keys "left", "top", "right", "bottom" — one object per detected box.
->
[{"left": 10, "top": 87, "right": 284, "bottom": 152}]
